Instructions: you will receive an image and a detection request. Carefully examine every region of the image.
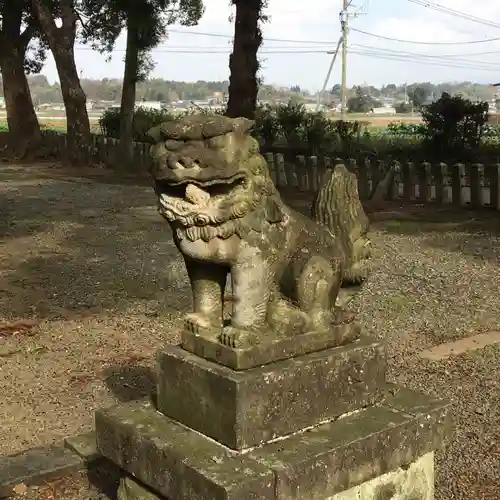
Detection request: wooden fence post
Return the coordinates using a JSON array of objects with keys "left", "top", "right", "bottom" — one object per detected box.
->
[
  {"left": 432, "top": 162, "right": 447, "bottom": 205},
  {"left": 357, "top": 158, "right": 370, "bottom": 201},
  {"left": 307, "top": 155, "right": 318, "bottom": 191},
  {"left": 295, "top": 155, "right": 308, "bottom": 191},
  {"left": 485, "top": 164, "right": 500, "bottom": 210},
  {"left": 401, "top": 162, "right": 413, "bottom": 202},
  {"left": 468, "top": 163, "right": 483, "bottom": 209},
  {"left": 389, "top": 161, "right": 401, "bottom": 200},
  {"left": 264, "top": 152, "right": 277, "bottom": 185},
  {"left": 275, "top": 153, "right": 287, "bottom": 188},
  {"left": 417, "top": 162, "right": 431, "bottom": 202},
  {"left": 451, "top": 163, "right": 464, "bottom": 207},
  {"left": 283, "top": 154, "right": 297, "bottom": 188}
]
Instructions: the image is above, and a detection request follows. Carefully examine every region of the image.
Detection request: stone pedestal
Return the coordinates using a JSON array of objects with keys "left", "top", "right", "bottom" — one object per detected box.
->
[{"left": 95, "top": 325, "right": 453, "bottom": 500}]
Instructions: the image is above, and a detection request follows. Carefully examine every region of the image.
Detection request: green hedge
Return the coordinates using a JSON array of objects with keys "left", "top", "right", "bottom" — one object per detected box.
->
[{"left": 99, "top": 106, "right": 177, "bottom": 143}]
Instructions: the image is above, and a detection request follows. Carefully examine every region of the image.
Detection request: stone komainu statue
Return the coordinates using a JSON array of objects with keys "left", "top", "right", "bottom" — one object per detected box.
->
[{"left": 148, "top": 115, "right": 371, "bottom": 348}]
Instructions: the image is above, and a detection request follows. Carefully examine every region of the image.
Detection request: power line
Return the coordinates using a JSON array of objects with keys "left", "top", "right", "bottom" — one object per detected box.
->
[
  {"left": 350, "top": 49, "right": 500, "bottom": 72},
  {"left": 71, "top": 43, "right": 500, "bottom": 72},
  {"left": 73, "top": 46, "right": 333, "bottom": 54},
  {"left": 350, "top": 27, "right": 500, "bottom": 45},
  {"left": 75, "top": 45, "right": 335, "bottom": 51},
  {"left": 166, "top": 28, "right": 336, "bottom": 45},
  {"left": 351, "top": 43, "right": 500, "bottom": 64},
  {"left": 408, "top": 0, "right": 500, "bottom": 30}
]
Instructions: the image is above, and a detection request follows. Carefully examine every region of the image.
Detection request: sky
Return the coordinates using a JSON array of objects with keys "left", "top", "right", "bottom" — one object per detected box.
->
[{"left": 41, "top": 0, "right": 500, "bottom": 91}]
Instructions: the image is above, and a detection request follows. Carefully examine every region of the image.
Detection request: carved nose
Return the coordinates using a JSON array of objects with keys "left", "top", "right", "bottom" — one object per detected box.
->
[
  {"left": 167, "top": 156, "right": 201, "bottom": 170},
  {"left": 167, "top": 156, "right": 187, "bottom": 170}
]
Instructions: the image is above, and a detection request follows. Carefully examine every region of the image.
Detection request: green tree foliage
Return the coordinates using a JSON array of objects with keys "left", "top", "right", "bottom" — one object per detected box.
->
[
  {"left": 408, "top": 86, "right": 429, "bottom": 109},
  {"left": 81, "top": 0, "right": 204, "bottom": 166},
  {"left": 330, "top": 84, "right": 341, "bottom": 97},
  {"left": 347, "top": 86, "right": 381, "bottom": 113},
  {"left": 421, "top": 92, "right": 488, "bottom": 153}
]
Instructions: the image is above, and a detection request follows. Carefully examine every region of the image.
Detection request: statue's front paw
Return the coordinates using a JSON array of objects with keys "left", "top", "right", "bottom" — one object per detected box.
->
[
  {"left": 184, "top": 313, "right": 219, "bottom": 336},
  {"left": 219, "top": 326, "right": 242, "bottom": 348},
  {"left": 219, "top": 326, "right": 258, "bottom": 348}
]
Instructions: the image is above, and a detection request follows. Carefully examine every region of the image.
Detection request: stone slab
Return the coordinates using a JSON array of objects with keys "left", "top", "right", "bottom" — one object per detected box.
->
[
  {"left": 248, "top": 394, "right": 452, "bottom": 500},
  {"left": 181, "top": 322, "right": 361, "bottom": 370},
  {"left": 113, "top": 453, "right": 435, "bottom": 500},
  {"left": 95, "top": 399, "right": 275, "bottom": 500},
  {"left": 118, "top": 476, "right": 163, "bottom": 500},
  {"left": 64, "top": 432, "right": 101, "bottom": 463},
  {"left": 0, "top": 444, "right": 84, "bottom": 492},
  {"left": 157, "top": 337, "right": 386, "bottom": 450},
  {"left": 95, "top": 389, "right": 452, "bottom": 500}
]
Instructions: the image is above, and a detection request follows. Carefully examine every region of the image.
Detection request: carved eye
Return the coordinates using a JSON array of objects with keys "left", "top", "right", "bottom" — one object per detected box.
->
[{"left": 207, "top": 135, "right": 226, "bottom": 149}]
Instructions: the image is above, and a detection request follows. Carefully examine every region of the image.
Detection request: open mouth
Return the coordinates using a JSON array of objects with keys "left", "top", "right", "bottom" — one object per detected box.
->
[{"left": 155, "top": 174, "right": 246, "bottom": 202}]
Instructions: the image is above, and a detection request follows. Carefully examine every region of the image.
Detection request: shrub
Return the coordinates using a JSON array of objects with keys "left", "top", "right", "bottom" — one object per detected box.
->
[
  {"left": 301, "top": 112, "right": 337, "bottom": 153},
  {"left": 394, "top": 102, "right": 412, "bottom": 114},
  {"left": 0, "top": 122, "right": 7, "bottom": 132},
  {"left": 253, "top": 104, "right": 281, "bottom": 147},
  {"left": 387, "top": 122, "right": 426, "bottom": 136},
  {"left": 274, "top": 102, "right": 309, "bottom": 145},
  {"left": 421, "top": 92, "right": 488, "bottom": 153},
  {"left": 99, "top": 106, "right": 177, "bottom": 143},
  {"left": 183, "top": 105, "right": 226, "bottom": 116}
]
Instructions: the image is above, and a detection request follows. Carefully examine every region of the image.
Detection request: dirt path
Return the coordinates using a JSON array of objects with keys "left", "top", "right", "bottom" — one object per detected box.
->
[{"left": 1, "top": 163, "right": 500, "bottom": 500}]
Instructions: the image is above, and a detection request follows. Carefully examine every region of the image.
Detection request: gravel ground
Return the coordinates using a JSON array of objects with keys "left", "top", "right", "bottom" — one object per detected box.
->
[{"left": 1, "top": 164, "right": 500, "bottom": 500}]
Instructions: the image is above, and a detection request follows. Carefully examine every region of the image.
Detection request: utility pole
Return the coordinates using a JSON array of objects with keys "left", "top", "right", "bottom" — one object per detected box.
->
[
  {"left": 340, "top": 0, "right": 349, "bottom": 120},
  {"left": 315, "top": 36, "right": 343, "bottom": 112},
  {"left": 316, "top": 1, "right": 366, "bottom": 116}
]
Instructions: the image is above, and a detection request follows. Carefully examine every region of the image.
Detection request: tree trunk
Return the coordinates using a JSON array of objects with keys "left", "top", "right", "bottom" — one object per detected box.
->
[
  {"left": 0, "top": 3, "right": 41, "bottom": 158},
  {"left": 119, "top": 21, "right": 139, "bottom": 168},
  {"left": 52, "top": 45, "right": 91, "bottom": 164},
  {"left": 32, "top": 0, "right": 91, "bottom": 165},
  {"left": 226, "top": 0, "right": 262, "bottom": 120},
  {"left": 0, "top": 43, "right": 41, "bottom": 158}
]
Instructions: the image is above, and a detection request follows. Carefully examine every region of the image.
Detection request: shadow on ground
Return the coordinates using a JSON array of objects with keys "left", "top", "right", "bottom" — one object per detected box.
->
[
  {"left": 86, "top": 458, "right": 121, "bottom": 500},
  {"left": 103, "top": 364, "right": 156, "bottom": 403},
  {"left": 0, "top": 165, "right": 190, "bottom": 321}
]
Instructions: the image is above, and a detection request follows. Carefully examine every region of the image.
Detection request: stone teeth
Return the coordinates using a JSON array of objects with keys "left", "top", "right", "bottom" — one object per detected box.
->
[
  {"left": 186, "top": 184, "right": 210, "bottom": 206},
  {"left": 174, "top": 161, "right": 185, "bottom": 170}
]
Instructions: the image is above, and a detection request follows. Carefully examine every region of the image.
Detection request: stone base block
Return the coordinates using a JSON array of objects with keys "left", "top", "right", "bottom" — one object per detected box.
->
[
  {"left": 181, "top": 322, "right": 362, "bottom": 370},
  {"left": 95, "top": 387, "right": 452, "bottom": 500},
  {"left": 115, "top": 452, "right": 434, "bottom": 500},
  {"left": 157, "top": 337, "right": 386, "bottom": 450}
]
